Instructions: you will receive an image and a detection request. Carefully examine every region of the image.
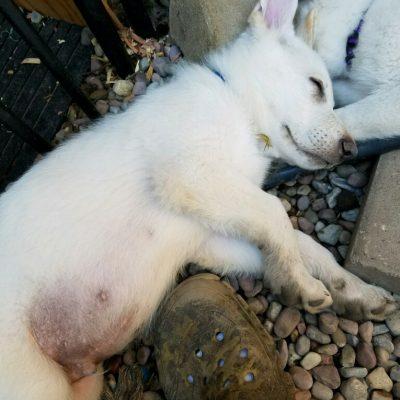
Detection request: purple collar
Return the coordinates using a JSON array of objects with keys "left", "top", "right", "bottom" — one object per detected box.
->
[{"left": 346, "top": 7, "right": 371, "bottom": 67}]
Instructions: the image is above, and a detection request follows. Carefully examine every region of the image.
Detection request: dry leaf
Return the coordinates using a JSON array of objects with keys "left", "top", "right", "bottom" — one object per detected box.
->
[{"left": 22, "top": 57, "right": 41, "bottom": 64}]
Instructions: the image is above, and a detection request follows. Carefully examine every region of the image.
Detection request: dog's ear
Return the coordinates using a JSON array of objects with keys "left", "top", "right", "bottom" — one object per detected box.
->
[{"left": 249, "top": 0, "right": 298, "bottom": 34}]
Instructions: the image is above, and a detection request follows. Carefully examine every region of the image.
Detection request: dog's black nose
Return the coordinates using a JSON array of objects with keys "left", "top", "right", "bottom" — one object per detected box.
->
[{"left": 338, "top": 138, "right": 358, "bottom": 160}]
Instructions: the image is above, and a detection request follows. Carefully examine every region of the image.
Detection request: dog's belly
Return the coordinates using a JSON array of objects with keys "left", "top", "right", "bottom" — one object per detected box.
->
[{"left": 28, "top": 281, "right": 139, "bottom": 382}]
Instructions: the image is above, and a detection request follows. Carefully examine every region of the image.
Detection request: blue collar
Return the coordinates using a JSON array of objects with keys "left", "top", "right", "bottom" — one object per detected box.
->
[
  {"left": 346, "top": 4, "right": 372, "bottom": 67},
  {"left": 209, "top": 67, "right": 225, "bottom": 82}
]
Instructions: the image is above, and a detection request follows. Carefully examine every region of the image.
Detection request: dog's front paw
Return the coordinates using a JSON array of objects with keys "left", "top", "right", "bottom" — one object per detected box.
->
[
  {"left": 328, "top": 276, "right": 398, "bottom": 321},
  {"left": 275, "top": 274, "right": 333, "bottom": 314}
]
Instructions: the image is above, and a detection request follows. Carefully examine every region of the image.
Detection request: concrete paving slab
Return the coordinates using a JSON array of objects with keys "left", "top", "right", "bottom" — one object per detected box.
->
[
  {"left": 345, "top": 150, "right": 400, "bottom": 294},
  {"left": 169, "top": 0, "right": 257, "bottom": 61}
]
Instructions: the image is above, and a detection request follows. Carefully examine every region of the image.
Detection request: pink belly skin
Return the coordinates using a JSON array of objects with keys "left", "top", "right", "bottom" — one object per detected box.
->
[{"left": 28, "top": 282, "right": 137, "bottom": 382}]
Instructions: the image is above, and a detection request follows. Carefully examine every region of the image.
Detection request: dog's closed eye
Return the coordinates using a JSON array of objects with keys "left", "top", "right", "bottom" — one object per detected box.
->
[{"left": 309, "top": 77, "right": 325, "bottom": 100}]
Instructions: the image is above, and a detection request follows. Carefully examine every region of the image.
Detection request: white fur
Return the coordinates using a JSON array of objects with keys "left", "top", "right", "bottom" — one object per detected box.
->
[
  {"left": 0, "top": 1, "right": 396, "bottom": 399},
  {"left": 296, "top": 0, "right": 400, "bottom": 140}
]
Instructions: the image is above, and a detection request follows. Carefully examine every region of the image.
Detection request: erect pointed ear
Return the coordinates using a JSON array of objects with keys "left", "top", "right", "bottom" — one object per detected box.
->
[
  {"left": 303, "top": 8, "right": 317, "bottom": 48},
  {"left": 250, "top": 0, "right": 299, "bottom": 33}
]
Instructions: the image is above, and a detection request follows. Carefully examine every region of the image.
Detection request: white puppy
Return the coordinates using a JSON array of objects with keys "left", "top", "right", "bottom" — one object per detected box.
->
[
  {"left": 0, "top": 1, "right": 396, "bottom": 399},
  {"left": 296, "top": 0, "right": 400, "bottom": 140}
]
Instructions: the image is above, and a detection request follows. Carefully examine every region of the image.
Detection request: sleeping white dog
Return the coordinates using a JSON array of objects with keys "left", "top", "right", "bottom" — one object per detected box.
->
[
  {"left": 296, "top": 0, "right": 400, "bottom": 140},
  {"left": 0, "top": 0, "right": 396, "bottom": 399}
]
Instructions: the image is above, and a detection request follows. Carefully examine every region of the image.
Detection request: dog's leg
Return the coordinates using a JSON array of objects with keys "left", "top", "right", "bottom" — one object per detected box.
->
[
  {"left": 72, "top": 373, "right": 104, "bottom": 400},
  {"left": 335, "top": 85, "right": 400, "bottom": 140},
  {"left": 295, "top": 230, "right": 397, "bottom": 320},
  {"left": 168, "top": 172, "right": 332, "bottom": 313},
  {"left": 192, "top": 234, "right": 264, "bottom": 277}
]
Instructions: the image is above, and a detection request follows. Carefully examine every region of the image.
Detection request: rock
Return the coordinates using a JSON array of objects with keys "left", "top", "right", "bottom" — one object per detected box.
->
[
  {"left": 370, "top": 391, "right": 393, "bottom": 400},
  {"left": 263, "top": 319, "right": 274, "bottom": 334},
  {"left": 304, "top": 209, "right": 319, "bottom": 224},
  {"left": 136, "top": 346, "right": 151, "bottom": 365},
  {"left": 337, "top": 245, "right": 348, "bottom": 259},
  {"left": 113, "top": 80, "right": 134, "bottom": 97},
  {"left": 109, "top": 106, "right": 120, "bottom": 114},
  {"left": 341, "top": 209, "right": 360, "bottom": 222},
  {"left": 274, "top": 307, "right": 301, "bottom": 338},
  {"left": 170, "top": 0, "right": 257, "bottom": 60},
  {"left": 290, "top": 366, "right": 313, "bottom": 390},
  {"left": 319, "top": 313, "right": 339, "bottom": 335},
  {"left": 299, "top": 175, "right": 314, "bottom": 185},
  {"left": 373, "top": 323, "right": 390, "bottom": 336},
  {"left": 95, "top": 100, "right": 109, "bottom": 115},
  {"left": 288, "top": 343, "right": 302, "bottom": 367},
  {"left": 134, "top": 81, "right": 147, "bottom": 96},
  {"left": 317, "top": 344, "right": 339, "bottom": 356},
  {"left": 312, "top": 181, "right": 331, "bottom": 194},
  {"left": 312, "top": 366, "right": 341, "bottom": 389},
  {"left": 277, "top": 339, "right": 289, "bottom": 369},
  {"left": 366, "top": 367, "right": 393, "bottom": 392},
  {"left": 339, "top": 318, "right": 359, "bottom": 336},
  {"left": 330, "top": 174, "right": 361, "bottom": 193},
  {"left": 297, "top": 335, "right": 311, "bottom": 356},
  {"left": 326, "top": 188, "right": 342, "bottom": 209},
  {"left": 340, "top": 377, "right": 368, "bottom": 400},
  {"left": 301, "top": 352, "right": 322, "bottom": 370},
  {"left": 339, "top": 345, "right": 356, "bottom": 367},
  {"left": 139, "top": 58, "right": 151, "bottom": 72},
  {"left": 238, "top": 276, "right": 255, "bottom": 293},
  {"left": 168, "top": 45, "right": 181, "bottom": 62},
  {"left": 386, "top": 311, "right": 400, "bottom": 336},
  {"left": 346, "top": 334, "right": 360, "bottom": 348},
  {"left": 311, "top": 381, "right": 333, "bottom": 400},
  {"left": 280, "top": 198, "right": 292, "bottom": 212},
  {"left": 336, "top": 191, "right": 359, "bottom": 212},
  {"left": 244, "top": 280, "right": 263, "bottom": 298},
  {"left": 91, "top": 58, "right": 104, "bottom": 72},
  {"left": 298, "top": 321, "right": 307, "bottom": 335},
  {"left": 307, "top": 326, "right": 331, "bottom": 345},
  {"left": 267, "top": 301, "right": 282, "bottom": 321},
  {"left": 153, "top": 57, "right": 170, "bottom": 77},
  {"left": 89, "top": 89, "right": 108, "bottom": 101},
  {"left": 320, "top": 354, "right": 334, "bottom": 366},
  {"left": 373, "top": 334, "right": 395, "bottom": 354},
  {"left": 333, "top": 394, "right": 345, "bottom": 400},
  {"left": 390, "top": 365, "right": 400, "bottom": 382},
  {"left": 94, "top": 43, "right": 104, "bottom": 57},
  {"left": 337, "top": 164, "right": 357, "bottom": 179},
  {"left": 315, "top": 221, "right": 326, "bottom": 232},
  {"left": 339, "top": 230, "right": 352, "bottom": 245},
  {"left": 318, "top": 209, "right": 337, "bottom": 223},
  {"left": 246, "top": 297, "right": 265, "bottom": 315},
  {"left": 332, "top": 328, "right": 347, "bottom": 348},
  {"left": 297, "top": 196, "right": 310, "bottom": 211},
  {"left": 340, "top": 367, "right": 368, "bottom": 379},
  {"left": 317, "top": 224, "right": 343, "bottom": 246},
  {"left": 313, "top": 198, "right": 328, "bottom": 212},
  {"left": 356, "top": 342, "right": 377, "bottom": 369},
  {"left": 348, "top": 172, "right": 368, "bottom": 188},
  {"left": 305, "top": 312, "right": 318, "bottom": 325},
  {"left": 394, "top": 337, "right": 400, "bottom": 357},
  {"left": 338, "top": 220, "right": 356, "bottom": 232},
  {"left": 359, "top": 321, "right": 373, "bottom": 343},
  {"left": 298, "top": 185, "right": 312, "bottom": 196},
  {"left": 123, "top": 349, "right": 136, "bottom": 366},
  {"left": 315, "top": 170, "right": 328, "bottom": 180},
  {"left": 295, "top": 390, "right": 312, "bottom": 400},
  {"left": 30, "top": 10, "right": 43, "bottom": 24},
  {"left": 375, "top": 347, "right": 394, "bottom": 368},
  {"left": 393, "top": 382, "right": 400, "bottom": 398},
  {"left": 298, "top": 217, "right": 315, "bottom": 234},
  {"left": 81, "top": 27, "right": 93, "bottom": 46}
]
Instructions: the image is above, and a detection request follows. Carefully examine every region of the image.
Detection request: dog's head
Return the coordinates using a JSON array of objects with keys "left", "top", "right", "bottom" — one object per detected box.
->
[{"left": 215, "top": 0, "right": 357, "bottom": 170}]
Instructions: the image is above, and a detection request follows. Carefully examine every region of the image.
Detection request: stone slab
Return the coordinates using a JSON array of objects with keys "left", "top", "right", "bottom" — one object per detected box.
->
[
  {"left": 345, "top": 150, "right": 400, "bottom": 294},
  {"left": 169, "top": 0, "right": 257, "bottom": 61}
]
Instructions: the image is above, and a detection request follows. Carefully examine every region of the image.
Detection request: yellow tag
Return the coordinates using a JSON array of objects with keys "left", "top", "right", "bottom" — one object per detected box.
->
[{"left": 256, "top": 133, "right": 272, "bottom": 150}]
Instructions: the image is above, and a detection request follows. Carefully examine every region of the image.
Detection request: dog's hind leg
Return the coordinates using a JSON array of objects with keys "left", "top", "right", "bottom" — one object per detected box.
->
[
  {"left": 295, "top": 230, "right": 398, "bottom": 321},
  {"left": 335, "top": 85, "right": 400, "bottom": 140},
  {"left": 0, "top": 333, "right": 73, "bottom": 400}
]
